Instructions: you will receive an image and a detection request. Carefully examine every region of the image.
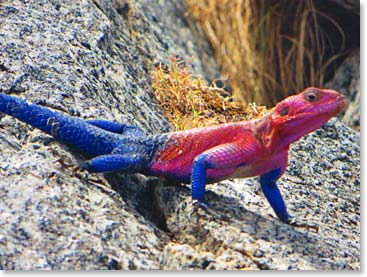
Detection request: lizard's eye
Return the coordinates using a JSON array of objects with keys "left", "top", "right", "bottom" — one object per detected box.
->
[
  {"left": 279, "top": 106, "right": 289, "bottom": 116},
  {"left": 304, "top": 90, "right": 320, "bottom": 102}
]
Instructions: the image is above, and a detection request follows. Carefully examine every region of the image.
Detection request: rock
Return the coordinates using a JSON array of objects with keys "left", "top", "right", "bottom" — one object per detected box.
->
[
  {"left": 0, "top": 0, "right": 360, "bottom": 270},
  {"left": 326, "top": 50, "right": 360, "bottom": 131},
  {"left": 0, "top": 0, "right": 219, "bottom": 270}
]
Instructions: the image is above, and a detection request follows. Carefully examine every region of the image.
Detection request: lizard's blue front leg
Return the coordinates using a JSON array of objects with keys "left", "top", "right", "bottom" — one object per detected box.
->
[
  {"left": 260, "top": 168, "right": 319, "bottom": 231},
  {"left": 86, "top": 120, "right": 145, "bottom": 137},
  {"left": 191, "top": 153, "right": 213, "bottom": 207},
  {"left": 260, "top": 168, "right": 292, "bottom": 223},
  {"left": 190, "top": 142, "right": 253, "bottom": 208}
]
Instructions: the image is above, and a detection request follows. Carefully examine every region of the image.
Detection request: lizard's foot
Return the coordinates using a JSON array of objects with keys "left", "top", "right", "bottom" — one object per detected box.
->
[
  {"left": 78, "top": 160, "right": 91, "bottom": 171},
  {"left": 191, "top": 199, "right": 219, "bottom": 219},
  {"left": 191, "top": 199, "right": 231, "bottom": 222},
  {"left": 192, "top": 199, "right": 209, "bottom": 211},
  {"left": 287, "top": 217, "right": 319, "bottom": 232}
]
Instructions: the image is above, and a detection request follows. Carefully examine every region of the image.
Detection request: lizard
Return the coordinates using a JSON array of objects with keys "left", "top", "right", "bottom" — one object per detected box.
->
[{"left": 0, "top": 87, "right": 346, "bottom": 229}]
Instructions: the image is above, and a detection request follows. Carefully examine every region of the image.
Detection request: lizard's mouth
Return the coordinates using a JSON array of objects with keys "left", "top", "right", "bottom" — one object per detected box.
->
[
  {"left": 324, "top": 94, "right": 347, "bottom": 117},
  {"left": 336, "top": 94, "right": 347, "bottom": 113}
]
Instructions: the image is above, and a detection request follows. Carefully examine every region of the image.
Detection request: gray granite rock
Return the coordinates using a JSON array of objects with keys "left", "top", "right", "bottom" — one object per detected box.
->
[
  {"left": 0, "top": 0, "right": 360, "bottom": 270},
  {"left": 326, "top": 50, "right": 360, "bottom": 131},
  {"left": 0, "top": 0, "right": 218, "bottom": 270}
]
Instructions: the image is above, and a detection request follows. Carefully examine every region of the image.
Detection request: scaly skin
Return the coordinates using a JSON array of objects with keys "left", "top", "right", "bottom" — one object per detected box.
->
[{"left": 0, "top": 87, "right": 346, "bottom": 229}]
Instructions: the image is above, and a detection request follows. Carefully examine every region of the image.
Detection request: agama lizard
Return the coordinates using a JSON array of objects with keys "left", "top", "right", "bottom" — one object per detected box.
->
[{"left": 0, "top": 87, "right": 345, "bottom": 229}]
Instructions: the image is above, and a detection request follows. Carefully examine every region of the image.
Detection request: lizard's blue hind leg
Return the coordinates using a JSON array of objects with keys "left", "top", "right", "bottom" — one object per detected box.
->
[
  {"left": 86, "top": 119, "right": 145, "bottom": 137},
  {"left": 81, "top": 152, "right": 149, "bottom": 173}
]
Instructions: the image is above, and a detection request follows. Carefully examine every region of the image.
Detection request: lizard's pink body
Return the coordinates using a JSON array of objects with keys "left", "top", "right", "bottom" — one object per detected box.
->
[
  {"left": 148, "top": 87, "right": 345, "bottom": 184},
  {"left": 149, "top": 122, "right": 264, "bottom": 182},
  {"left": 146, "top": 87, "right": 345, "bottom": 228}
]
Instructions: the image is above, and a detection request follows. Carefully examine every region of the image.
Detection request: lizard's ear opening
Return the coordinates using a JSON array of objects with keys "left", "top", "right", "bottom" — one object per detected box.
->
[{"left": 279, "top": 106, "right": 289, "bottom": 116}]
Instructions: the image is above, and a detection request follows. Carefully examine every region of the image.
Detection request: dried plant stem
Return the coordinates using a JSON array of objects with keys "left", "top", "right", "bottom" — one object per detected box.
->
[
  {"left": 185, "top": 0, "right": 345, "bottom": 106},
  {"left": 150, "top": 57, "right": 268, "bottom": 131}
]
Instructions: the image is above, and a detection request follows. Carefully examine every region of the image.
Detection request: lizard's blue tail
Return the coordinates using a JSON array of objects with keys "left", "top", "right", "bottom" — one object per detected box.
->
[{"left": 0, "top": 93, "right": 120, "bottom": 157}]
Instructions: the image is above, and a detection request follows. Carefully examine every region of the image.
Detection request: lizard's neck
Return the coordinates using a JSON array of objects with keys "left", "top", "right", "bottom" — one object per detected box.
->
[{"left": 253, "top": 114, "right": 290, "bottom": 152}]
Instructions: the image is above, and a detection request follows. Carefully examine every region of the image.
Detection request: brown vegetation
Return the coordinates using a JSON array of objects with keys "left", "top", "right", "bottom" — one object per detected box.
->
[
  {"left": 151, "top": 57, "right": 268, "bottom": 131},
  {"left": 185, "top": 0, "right": 345, "bottom": 106}
]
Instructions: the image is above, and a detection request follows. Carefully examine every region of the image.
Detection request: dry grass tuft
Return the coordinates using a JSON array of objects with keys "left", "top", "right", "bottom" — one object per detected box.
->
[
  {"left": 151, "top": 57, "right": 268, "bottom": 131},
  {"left": 185, "top": 0, "right": 345, "bottom": 106}
]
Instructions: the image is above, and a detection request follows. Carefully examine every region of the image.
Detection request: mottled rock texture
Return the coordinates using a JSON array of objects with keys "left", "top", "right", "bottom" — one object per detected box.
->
[
  {"left": 0, "top": 0, "right": 218, "bottom": 270},
  {"left": 326, "top": 50, "right": 360, "bottom": 131},
  {"left": 0, "top": 0, "right": 360, "bottom": 270}
]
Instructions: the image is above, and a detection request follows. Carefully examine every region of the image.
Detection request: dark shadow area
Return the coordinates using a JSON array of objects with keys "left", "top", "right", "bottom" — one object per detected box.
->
[{"left": 314, "top": 0, "right": 360, "bottom": 82}]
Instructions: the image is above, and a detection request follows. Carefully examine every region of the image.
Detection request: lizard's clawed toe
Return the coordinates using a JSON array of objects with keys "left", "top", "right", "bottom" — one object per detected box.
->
[
  {"left": 287, "top": 217, "right": 319, "bottom": 232},
  {"left": 191, "top": 199, "right": 220, "bottom": 219},
  {"left": 78, "top": 160, "right": 90, "bottom": 171},
  {"left": 192, "top": 199, "right": 209, "bottom": 211}
]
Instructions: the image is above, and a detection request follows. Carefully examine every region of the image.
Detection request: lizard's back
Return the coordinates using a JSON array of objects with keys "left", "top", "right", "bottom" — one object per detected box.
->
[{"left": 147, "top": 122, "right": 254, "bottom": 182}]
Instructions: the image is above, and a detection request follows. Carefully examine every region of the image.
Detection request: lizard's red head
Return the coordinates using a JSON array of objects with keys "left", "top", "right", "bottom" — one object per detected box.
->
[{"left": 269, "top": 87, "right": 346, "bottom": 145}]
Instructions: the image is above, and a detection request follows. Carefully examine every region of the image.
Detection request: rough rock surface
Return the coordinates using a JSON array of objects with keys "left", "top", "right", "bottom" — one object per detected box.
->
[
  {"left": 0, "top": 0, "right": 360, "bottom": 270},
  {"left": 326, "top": 50, "right": 360, "bottom": 131},
  {"left": 0, "top": 0, "right": 219, "bottom": 270}
]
